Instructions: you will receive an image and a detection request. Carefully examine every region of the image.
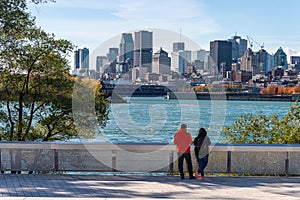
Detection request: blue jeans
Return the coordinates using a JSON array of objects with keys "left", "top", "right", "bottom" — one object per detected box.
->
[
  {"left": 198, "top": 155, "right": 209, "bottom": 176},
  {"left": 177, "top": 153, "right": 193, "bottom": 178}
]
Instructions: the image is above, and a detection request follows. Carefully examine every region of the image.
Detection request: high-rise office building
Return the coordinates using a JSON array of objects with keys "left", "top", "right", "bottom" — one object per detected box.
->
[
  {"left": 119, "top": 33, "right": 134, "bottom": 63},
  {"left": 291, "top": 56, "right": 300, "bottom": 65},
  {"left": 192, "top": 49, "right": 207, "bottom": 61},
  {"left": 252, "top": 49, "right": 270, "bottom": 75},
  {"left": 72, "top": 47, "right": 89, "bottom": 76},
  {"left": 192, "top": 49, "right": 209, "bottom": 70},
  {"left": 257, "top": 49, "right": 271, "bottom": 74},
  {"left": 240, "top": 48, "right": 254, "bottom": 72},
  {"left": 274, "top": 47, "right": 288, "bottom": 69},
  {"left": 74, "top": 47, "right": 89, "bottom": 70},
  {"left": 173, "top": 42, "right": 185, "bottom": 52},
  {"left": 178, "top": 51, "right": 191, "bottom": 73},
  {"left": 96, "top": 56, "right": 108, "bottom": 73},
  {"left": 171, "top": 50, "right": 191, "bottom": 74},
  {"left": 209, "top": 40, "right": 232, "bottom": 77},
  {"left": 240, "top": 48, "right": 271, "bottom": 76},
  {"left": 291, "top": 56, "right": 300, "bottom": 70},
  {"left": 73, "top": 50, "right": 80, "bottom": 70},
  {"left": 134, "top": 30, "right": 153, "bottom": 72},
  {"left": 228, "top": 35, "right": 247, "bottom": 62},
  {"left": 152, "top": 47, "right": 171, "bottom": 75},
  {"left": 171, "top": 41, "right": 190, "bottom": 74},
  {"left": 107, "top": 48, "right": 118, "bottom": 62}
]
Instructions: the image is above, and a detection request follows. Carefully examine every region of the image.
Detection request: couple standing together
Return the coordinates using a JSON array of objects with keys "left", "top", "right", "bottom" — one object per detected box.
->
[{"left": 174, "top": 124, "right": 211, "bottom": 180}]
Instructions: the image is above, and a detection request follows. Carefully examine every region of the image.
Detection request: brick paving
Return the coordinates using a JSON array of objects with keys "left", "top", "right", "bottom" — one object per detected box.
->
[{"left": 0, "top": 174, "right": 299, "bottom": 199}]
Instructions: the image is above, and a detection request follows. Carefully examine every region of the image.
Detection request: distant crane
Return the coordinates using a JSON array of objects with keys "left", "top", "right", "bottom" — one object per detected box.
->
[{"left": 246, "top": 35, "right": 264, "bottom": 50}]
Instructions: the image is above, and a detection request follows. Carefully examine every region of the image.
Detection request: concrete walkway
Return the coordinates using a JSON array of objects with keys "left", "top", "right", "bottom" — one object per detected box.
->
[{"left": 0, "top": 174, "right": 299, "bottom": 199}]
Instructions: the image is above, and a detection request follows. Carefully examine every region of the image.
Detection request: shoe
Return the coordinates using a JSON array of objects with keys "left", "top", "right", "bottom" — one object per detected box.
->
[
  {"left": 189, "top": 176, "right": 196, "bottom": 179},
  {"left": 180, "top": 176, "right": 185, "bottom": 180},
  {"left": 195, "top": 170, "right": 199, "bottom": 180},
  {"left": 200, "top": 176, "right": 204, "bottom": 180}
]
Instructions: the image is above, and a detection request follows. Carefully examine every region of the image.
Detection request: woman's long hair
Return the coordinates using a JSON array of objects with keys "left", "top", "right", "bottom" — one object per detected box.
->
[{"left": 198, "top": 128, "right": 207, "bottom": 138}]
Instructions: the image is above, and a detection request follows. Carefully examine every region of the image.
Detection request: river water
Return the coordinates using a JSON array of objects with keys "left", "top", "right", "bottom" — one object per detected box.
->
[{"left": 89, "top": 97, "right": 294, "bottom": 144}]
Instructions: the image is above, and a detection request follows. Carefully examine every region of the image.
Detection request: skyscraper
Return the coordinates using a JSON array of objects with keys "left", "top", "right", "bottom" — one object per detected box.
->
[
  {"left": 173, "top": 42, "right": 185, "bottom": 52},
  {"left": 192, "top": 49, "right": 209, "bottom": 70},
  {"left": 73, "top": 50, "right": 80, "bottom": 70},
  {"left": 72, "top": 47, "right": 89, "bottom": 76},
  {"left": 119, "top": 33, "right": 134, "bottom": 63},
  {"left": 240, "top": 48, "right": 254, "bottom": 72},
  {"left": 107, "top": 48, "right": 118, "bottom": 62},
  {"left": 152, "top": 47, "right": 171, "bottom": 75},
  {"left": 171, "top": 42, "right": 191, "bottom": 73},
  {"left": 291, "top": 56, "right": 300, "bottom": 65},
  {"left": 77, "top": 47, "right": 89, "bottom": 70},
  {"left": 171, "top": 50, "right": 191, "bottom": 74},
  {"left": 209, "top": 40, "right": 232, "bottom": 77},
  {"left": 228, "top": 35, "right": 247, "bottom": 62},
  {"left": 96, "top": 56, "right": 108, "bottom": 74},
  {"left": 274, "top": 47, "right": 288, "bottom": 69},
  {"left": 291, "top": 56, "right": 300, "bottom": 70},
  {"left": 252, "top": 49, "right": 270, "bottom": 75},
  {"left": 240, "top": 48, "right": 271, "bottom": 76},
  {"left": 134, "top": 30, "right": 153, "bottom": 72},
  {"left": 178, "top": 50, "right": 191, "bottom": 73}
]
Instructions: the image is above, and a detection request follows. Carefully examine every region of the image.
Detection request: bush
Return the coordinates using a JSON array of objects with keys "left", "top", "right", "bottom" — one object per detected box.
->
[{"left": 222, "top": 101, "right": 300, "bottom": 144}]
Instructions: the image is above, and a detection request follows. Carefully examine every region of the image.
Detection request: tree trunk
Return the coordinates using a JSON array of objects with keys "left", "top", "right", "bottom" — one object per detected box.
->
[
  {"left": 17, "top": 94, "right": 24, "bottom": 141},
  {"left": 6, "top": 102, "right": 15, "bottom": 141}
]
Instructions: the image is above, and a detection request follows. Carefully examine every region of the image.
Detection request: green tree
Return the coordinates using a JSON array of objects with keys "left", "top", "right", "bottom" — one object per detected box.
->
[
  {"left": 0, "top": 0, "right": 110, "bottom": 141},
  {"left": 222, "top": 101, "right": 300, "bottom": 144},
  {"left": 72, "top": 77, "right": 110, "bottom": 139}
]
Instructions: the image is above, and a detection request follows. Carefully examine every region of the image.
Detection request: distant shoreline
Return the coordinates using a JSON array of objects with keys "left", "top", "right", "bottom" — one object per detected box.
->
[
  {"left": 166, "top": 92, "right": 300, "bottom": 102},
  {"left": 102, "top": 83, "right": 300, "bottom": 102}
]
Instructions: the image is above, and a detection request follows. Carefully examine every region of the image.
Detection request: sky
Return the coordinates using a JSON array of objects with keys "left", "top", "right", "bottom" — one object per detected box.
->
[{"left": 28, "top": 0, "right": 300, "bottom": 68}]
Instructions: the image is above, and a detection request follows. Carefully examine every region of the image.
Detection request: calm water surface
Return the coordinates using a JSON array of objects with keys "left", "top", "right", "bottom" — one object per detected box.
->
[{"left": 90, "top": 97, "right": 294, "bottom": 144}]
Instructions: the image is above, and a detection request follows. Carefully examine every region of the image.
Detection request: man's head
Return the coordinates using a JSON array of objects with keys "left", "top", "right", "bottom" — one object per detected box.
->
[{"left": 181, "top": 124, "right": 187, "bottom": 129}]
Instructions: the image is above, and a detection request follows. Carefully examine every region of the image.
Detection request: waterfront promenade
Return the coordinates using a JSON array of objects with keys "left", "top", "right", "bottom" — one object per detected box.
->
[{"left": 0, "top": 174, "right": 299, "bottom": 199}]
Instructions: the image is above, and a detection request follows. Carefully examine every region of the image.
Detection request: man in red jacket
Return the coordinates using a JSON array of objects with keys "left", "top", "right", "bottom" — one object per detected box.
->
[{"left": 174, "top": 124, "right": 195, "bottom": 180}]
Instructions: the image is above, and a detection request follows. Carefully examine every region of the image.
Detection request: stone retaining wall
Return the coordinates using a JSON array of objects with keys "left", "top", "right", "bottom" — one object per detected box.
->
[{"left": 1, "top": 143, "right": 299, "bottom": 175}]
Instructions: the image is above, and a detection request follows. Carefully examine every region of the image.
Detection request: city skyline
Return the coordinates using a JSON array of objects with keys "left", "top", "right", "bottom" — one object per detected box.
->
[{"left": 28, "top": 0, "right": 300, "bottom": 57}]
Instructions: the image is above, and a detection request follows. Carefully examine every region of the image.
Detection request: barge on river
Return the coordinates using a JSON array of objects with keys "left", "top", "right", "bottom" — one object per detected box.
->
[{"left": 166, "top": 92, "right": 300, "bottom": 102}]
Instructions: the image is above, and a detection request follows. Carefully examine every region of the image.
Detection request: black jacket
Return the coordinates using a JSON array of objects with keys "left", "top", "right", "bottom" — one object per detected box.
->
[{"left": 194, "top": 136, "right": 211, "bottom": 158}]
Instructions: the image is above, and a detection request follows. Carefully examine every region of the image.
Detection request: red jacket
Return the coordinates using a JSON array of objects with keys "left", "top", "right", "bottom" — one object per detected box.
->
[{"left": 174, "top": 128, "right": 193, "bottom": 153}]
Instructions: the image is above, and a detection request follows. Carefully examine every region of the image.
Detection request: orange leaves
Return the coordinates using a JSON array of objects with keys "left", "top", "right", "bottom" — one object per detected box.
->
[{"left": 260, "top": 85, "right": 300, "bottom": 95}]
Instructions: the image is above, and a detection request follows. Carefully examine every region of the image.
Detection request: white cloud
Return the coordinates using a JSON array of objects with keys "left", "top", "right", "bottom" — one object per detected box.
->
[
  {"left": 31, "top": 0, "right": 220, "bottom": 47},
  {"left": 111, "top": 0, "right": 220, "bottom": 36},
  {"left": 29, "top": 0, "right": 221, "bottom": 69},
  {"left": 254, "top": 35, "right": 300, "bottom": 54},
  {"left": 114, "top": 0, "right": 203, "bottom": 19},
  {"left": 283, "top": 48, "right": 300, "bottom": 61}
]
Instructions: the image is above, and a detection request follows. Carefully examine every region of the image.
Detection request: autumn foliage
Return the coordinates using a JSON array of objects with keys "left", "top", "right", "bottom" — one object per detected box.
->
[{"left": 260, "top": 86, "right": 300, "bottom": 95}]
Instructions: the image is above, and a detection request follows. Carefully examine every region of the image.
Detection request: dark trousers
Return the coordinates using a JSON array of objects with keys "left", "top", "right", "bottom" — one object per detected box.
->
[
  {"left": 177, "top": 153, "right": 193, "bottom": 178},
  {"left": 198, "top": 155, "right": 209, "bottom": 176}
]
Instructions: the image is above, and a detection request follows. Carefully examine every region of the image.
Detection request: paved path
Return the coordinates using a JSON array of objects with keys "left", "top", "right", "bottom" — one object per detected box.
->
[{"left": 0, "top": 174, "right": 299, "bottom": 199}]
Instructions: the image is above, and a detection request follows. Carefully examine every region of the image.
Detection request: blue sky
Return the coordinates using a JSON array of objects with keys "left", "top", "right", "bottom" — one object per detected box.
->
[{"left": 28, "top": 0, "right": 300, "bottom": 62}]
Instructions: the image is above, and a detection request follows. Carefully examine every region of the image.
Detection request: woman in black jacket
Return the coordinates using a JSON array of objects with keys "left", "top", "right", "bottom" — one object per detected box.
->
[{"left": 194, "top": 128, "right": 211, "bottom": 180}]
